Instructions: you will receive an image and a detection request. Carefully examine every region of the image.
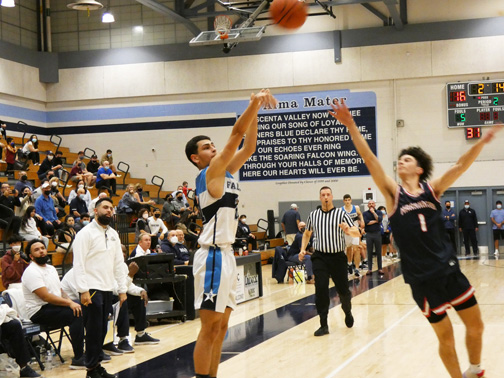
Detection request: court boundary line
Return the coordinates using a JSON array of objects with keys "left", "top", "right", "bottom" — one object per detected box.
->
[{"left": 324, "top": 306, "right": 417, "bottom": 378}]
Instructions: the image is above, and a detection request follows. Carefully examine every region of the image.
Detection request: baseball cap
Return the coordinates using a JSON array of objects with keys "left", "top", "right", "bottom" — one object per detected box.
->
[
  {"left": 464, "top": 199, "right": 470, "bottom": 203},
  {"left": 291, "top": 203, "right": 298, "bottom": 209},
  {"left": 41, "top": 182, "right": 50, "bottom": 189}
]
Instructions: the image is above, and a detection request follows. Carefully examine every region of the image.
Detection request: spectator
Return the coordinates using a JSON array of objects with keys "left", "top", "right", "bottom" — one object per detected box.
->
[
  {"left": 363, "top": 200, "right": 384, "bottom": 275},
  {"left": 87, "top": 154, "right": 100, "bottom": 176},
  {"left": 68, "top": 180, "right": 92, "bottom": 209},
  {"left": 442, "top": 200, "right": 457, "bottom": 253},
  {"left": 55, "top": 215, "right": 76, "bottom": 253},
  {"left": 96, "top": 160, "right": 118, "bottom": 197},
  {"left": 235, "top": 214, "right": 257, "bottom": 251},
  {"left": 287, "top": 221, "right": 314, "bottom": 283},
  {"left": 100, "top": 149, "right": 121, "bottom": 176},
  {"left": 0, "top": 310, "right": 42, "bottom": 377},
  {"left": 21, "top": 239, "right": 85, "bottom": 369},
  {"left": 74, "top": 213, "right": 91, "bottom": 233},
  {"left": 70, "top": 188, "right": 88, "bottom": 221},
  {"left": 378, "top": 205, "right": 395, "bottom": 260},
  {"left": 1, "top": 235, "right": 29, "bottom": 289},
  {"left": 34, "top": 182, "right": 62, "bottom": 235},
  {"left": 0, "top": 122, "right": 6, "bottom": 163},
  {"left": 88, "top": 192, "right": 108, "bottom": 216},
  {"left": 175, "top": 229, "right": 192, "bottom": 264},
  {"left": 0, "top": 183, "right": 22, "bottom": 235},
  {"left": 458, "top": 199, "right": 479, "bottom": 256},
  {"left": 37, "top": 151, "right": 55, "bottom": 180},
  {"left": 4, "top": 137, "right": 16, "bottom": 177},
  {"left": 173, "top": 185, "right": 190, "bottom": 208},
  {"left": 490, "top": 200, "right": 504, "bottom": 256},
  {"left": 19, "top": 205, "right": 49, "bottom": 248},
  {"left": 73, "top": 151, "right": 86, "bottom": 170},
  {"left": 281, "top": 204, "right": 301, "bottom": 245},
  {"left": 148, "top": 208, "right": 168, "bottom": 249},
  {"left": 15, "top": 186, "right": 51, "bottom": 238},
  {"left": 182, "top": 181, "right": 192, "bottom": 198},
  {"left": 48, "top": 177, "right": 68, "bottom": 217},
  {"left": 161, "top": 193, "right": 180, "bottom": 226},
  {"left": 161, "top": 230, "right": 190, "bottom": 265},
  {"left": 14, "top": 170, "right": 34, "bottom": 194},
  {"left": 69, "top": 160, "right": 95, "bottom": 188},
  {"left": 173, "top": 191, "right": 196, "bottom": 225},
  {"left": 135, "top": 208, "right": 155, "bottom": 244},
  {"left": 130, "top": 233, "right": 153, "bottom": 258},
  {"left": 52, "top": 150, "right": 65, "bottom": 179},
  {"left": 133, "top": 183, "right": 155, "bottom": 209},
  {"left": 21, "top": 134, "right": 40, "bottom": 165},
  {"left": 118, "top": 184, "right": 142, "bottom": 214}
]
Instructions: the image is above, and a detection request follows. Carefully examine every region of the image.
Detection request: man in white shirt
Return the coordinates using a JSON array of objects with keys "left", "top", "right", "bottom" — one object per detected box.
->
[
  {"left": 21, "top": 239, "right": 85, "bottom": 370},
  {"left": 88, "top": 192, "right": 107, "bottom": 217},
  {"left": 130, "top": 233, "right": 153, "bottom": 258},
  {"left": 147, "top": 209, "right": 168, "bottom": 249},
  {"left": 73, "top": 197, "right": 127, "bottom": 378}
]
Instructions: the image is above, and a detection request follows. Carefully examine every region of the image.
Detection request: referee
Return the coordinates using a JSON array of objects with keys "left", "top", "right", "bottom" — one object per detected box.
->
[{"left": 300, "top": 186, "right": 360, "bottom": 336}]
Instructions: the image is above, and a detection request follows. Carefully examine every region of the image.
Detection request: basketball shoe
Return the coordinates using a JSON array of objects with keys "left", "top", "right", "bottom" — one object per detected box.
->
[{"left": 463, "top": 368, "right": 485, "bottom": 378}]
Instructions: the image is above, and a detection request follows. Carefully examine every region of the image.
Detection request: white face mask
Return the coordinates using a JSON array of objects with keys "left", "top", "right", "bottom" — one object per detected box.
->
[
  {"left": 170, "top": 236, "right": 178, "bottom": 244},
  {"left": 142, "top": 213, "right": 149, "bottom": 219},
  {"left": 78, "top": 185, "right": 84, "bottom": 189},
  {"left": 241, "top": 218, "right": 247, "bottom": 223},
  {"left": 465, "top": 205, "right": 470, "bottom": 209},
  {"left": 51, "top": 182, "right": 58, "bottom": 187},
  {"left": 12, "top": 245, "right": 21, "bottom": 252},
  {"left": 48, "top": 156, "right": 53, "bottom": 161}
]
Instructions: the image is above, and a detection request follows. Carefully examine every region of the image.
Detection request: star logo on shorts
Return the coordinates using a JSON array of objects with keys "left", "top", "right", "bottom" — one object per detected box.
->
[{"left": 204, "top": 289, "right": 217, "bottom": 303}]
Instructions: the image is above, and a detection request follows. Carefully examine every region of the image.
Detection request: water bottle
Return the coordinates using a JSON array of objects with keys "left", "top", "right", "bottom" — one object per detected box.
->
[{"left": 45, "top": 349, "right": 53, "bottom": 370}]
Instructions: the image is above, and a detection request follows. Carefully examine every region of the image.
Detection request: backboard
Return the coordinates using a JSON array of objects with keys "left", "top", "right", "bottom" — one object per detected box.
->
[{"left": 189, "top": 25, "right": 266, "bottom": 46}]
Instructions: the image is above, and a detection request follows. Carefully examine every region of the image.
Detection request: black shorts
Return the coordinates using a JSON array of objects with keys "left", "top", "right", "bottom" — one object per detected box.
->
[
  {"left": 493, "top": 229, "right": 504, "bottom": 241},
  {"left": 410, "top": 270, "right": 477, "bottom": 324},
  {"left": 381, "top": 233, "right": 391, "bottom": 245}
]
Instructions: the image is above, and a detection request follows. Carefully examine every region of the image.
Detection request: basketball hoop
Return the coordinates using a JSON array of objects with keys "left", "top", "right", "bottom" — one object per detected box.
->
[{"left": 214, "top": 15, "right": 232, "bottom": 40}]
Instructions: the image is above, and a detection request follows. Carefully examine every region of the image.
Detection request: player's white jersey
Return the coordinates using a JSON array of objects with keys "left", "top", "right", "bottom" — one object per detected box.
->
[{"left": 196, "top": 167, "right": 240, "bottom": 247}]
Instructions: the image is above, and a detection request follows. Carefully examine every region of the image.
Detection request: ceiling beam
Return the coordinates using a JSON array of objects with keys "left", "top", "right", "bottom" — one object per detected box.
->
[
  {"left": 383, "top": 0, "right": 403, "bottom": 29},
  {"left": 136, "top": 0, "right": 201, "bottom": 35}
]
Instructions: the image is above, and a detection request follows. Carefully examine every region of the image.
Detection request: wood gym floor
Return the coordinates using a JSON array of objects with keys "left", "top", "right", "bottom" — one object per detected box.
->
[{"left": 39, "top": 256, "right": 504, "bottom": 378}]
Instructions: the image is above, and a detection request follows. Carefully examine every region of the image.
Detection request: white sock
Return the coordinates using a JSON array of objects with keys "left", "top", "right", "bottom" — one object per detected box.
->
[
  {"left": 119, "top": 336, "right": 128, "bottom": 342},
  {"left": 470, "top": 363, "right": 482, "bottom": 373},
  {"left": 137, "top": 331, "right": 145, "bottom": 337}
]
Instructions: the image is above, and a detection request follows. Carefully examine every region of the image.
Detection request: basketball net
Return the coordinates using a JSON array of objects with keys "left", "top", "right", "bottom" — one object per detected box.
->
[{"left": 214, "top": 15, "right": 232, "bottom": 40}]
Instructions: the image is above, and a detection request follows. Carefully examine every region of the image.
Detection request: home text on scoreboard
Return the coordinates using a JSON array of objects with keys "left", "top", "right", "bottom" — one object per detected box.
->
[{"left": 447, "top": 80, "right": 504, "bottom": 128}]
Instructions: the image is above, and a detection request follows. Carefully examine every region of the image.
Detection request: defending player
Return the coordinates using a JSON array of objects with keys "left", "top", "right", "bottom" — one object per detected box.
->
[
  {"left": 185, "top": 89, "right": 277, "bottom": 378},
  {"left": 329, "top": 98, "right": 502, "bottom": 378}
]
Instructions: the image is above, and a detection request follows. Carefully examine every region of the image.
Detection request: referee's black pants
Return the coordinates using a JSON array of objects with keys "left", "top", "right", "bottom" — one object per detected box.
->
[
  {"left": 82, "top": 290, "right": 112, "bottom": 370},
  {"left": 311, "top": 251, "right": 352, "bottom": 328}
]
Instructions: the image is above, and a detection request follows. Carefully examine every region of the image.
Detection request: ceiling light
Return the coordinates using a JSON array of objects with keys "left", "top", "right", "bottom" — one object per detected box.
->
[
  {"left": 1, "top": 0, "right": 15, "bottom": 7},
  {"left": 67, "top": 0, "right": 103, "bottom": 11},
  {"left": 102, "top": 11, "right": 115, "bottom": 23}
]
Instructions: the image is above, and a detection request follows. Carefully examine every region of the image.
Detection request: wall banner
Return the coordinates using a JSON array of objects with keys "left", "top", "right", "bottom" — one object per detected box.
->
[{"left": 239, "top": 90, "right": 377, "bottom": 181}]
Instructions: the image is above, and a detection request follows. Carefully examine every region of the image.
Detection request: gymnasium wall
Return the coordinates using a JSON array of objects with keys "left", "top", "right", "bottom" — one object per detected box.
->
[{"left": 1, "top": 3, "right": 504, "bottom": 223}]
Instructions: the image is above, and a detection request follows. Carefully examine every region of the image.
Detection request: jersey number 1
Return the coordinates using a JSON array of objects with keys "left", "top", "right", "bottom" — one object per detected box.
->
[{"left": 418, "top": 214, "right": 428, "bottom": 232}]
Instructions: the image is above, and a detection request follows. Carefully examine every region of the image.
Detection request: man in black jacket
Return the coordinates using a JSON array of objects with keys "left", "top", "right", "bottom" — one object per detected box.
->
[{"left": 458, "top": 199, "right": 479, "bottom": 256}]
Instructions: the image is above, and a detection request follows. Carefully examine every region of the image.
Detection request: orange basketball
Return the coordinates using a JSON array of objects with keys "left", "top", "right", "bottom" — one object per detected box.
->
[{"left": 269, "top": 0, "right": 307, "bottom": 29}]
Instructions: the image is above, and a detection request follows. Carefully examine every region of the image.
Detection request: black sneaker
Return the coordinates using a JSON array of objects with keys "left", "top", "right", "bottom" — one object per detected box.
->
[
  {"left": 100, "top": 351, "right": 111, "bottom": 363},
  {"left": 353, "top": 268, "right": 360, "bottom": 277},
  {"left": 86, "top": 368, "right": 102, "bottom": 378},
  {"left": 314, "top": 326, "right": 329, "bottom": 336},
  {"left": 345, "top": 311, "right": 354, "bottom": 328},
  {"left": 70, "top": 355, "right": 86, "bottom": 370},
  {"left": 97, "top": 365, "right": 116, "bottom": 378},
  {"left": 20, "top": 365, "right": 41, "bottom": 377},
  {"left": 103, "top": 342, "right": 123, "bottom": 356},
  {"left": 134, "top": 333, "right": 160, "bottom": 345},
  {"left": 347, "top": 264, "right": 353, "bottom": 274},
  {"left": 117, "top": 339, "right": 135, "bottom": 353}
]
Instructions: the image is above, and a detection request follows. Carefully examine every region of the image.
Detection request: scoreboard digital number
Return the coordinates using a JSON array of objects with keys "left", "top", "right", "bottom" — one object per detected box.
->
[{"left": 447, "top": 80, "right": 504, "bottom": 128}]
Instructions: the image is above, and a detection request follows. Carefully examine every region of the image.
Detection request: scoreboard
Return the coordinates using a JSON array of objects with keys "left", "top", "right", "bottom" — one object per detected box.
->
[{"left": 447, "top": 80, "right": 504, "bottom": 128}]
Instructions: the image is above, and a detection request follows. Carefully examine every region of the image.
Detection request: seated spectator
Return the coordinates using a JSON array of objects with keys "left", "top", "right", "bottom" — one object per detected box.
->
[
  {"left": 70, "top": 188, "right": 88, "bottom": 221},
  {"left": 0, "top": 309, "right": 42, "bottom": 377},
  {"left": 235, "top": 214, "right": 257, "bottom": 251},
  {"left": 96, "top": 160, "right": 118, "bottom": 197},
  {"left": 174, "top": 230, "right": 191, "bottom": 265},
  {"left": 161, "top": 193, "right": 180, "bottom": 226},
  {"left": 0, "top": 123, "right": 5, "bottom": 163},
  {"left": 56, "top": 215, "right": 77, "bottom": 253},
  {"left": 68, "top": 180, "right": 92, "bottom": 209},
  {"left": 73, "top": 213, "right": 90, "bottom": 233},
  {"left": 147, "top": 208, "right": 167, "bottom": 248},
  {"left": 21, "top": 134, "right": 40, "bottom": 165},
  {"left": 86, "top": 154, "right": 100, "bottom": 176},
  {"left": 21, "top": 239, "right": 85, "bottom": 369},
  {"left": 100, "top": 149, "right": 121, "bottom": 176},
  {"left": 133, "top": 183, "right": 155, "bottom": 208},
  {"left": 34, "top": 182, "right": 62, "bottom": 235},
  {"left": 118, "top": 184, "right": 143, "bottom": 214},
  {"left": 69, "top": 161, "right": 95, "bottom": 188},
  {"left": 0, "top": 183, "right": 22, "bottom": 235},
  {"left": 51, "top": 150, "right": 65, "bottom": 179},
  {"left": 14, "top": 170, "right": 34, "bottom": 194},
  {"left": 19, "top": 205, "right": 49, "bottom": 248},
  {"left": 47, "top": 177, "right": 68, "bottom": 216},
  {"left": 62, "top": 250, "right": 159, "bottom": 356},
  {"left": 135, "top": 208, "right": 155, "bottom": 244},
  {"left": 1, "top": 235, "right": 29, "bottom": 289},
  {"left": 73, "top": 150, "right": 86, "bottom": 170},
  {"left": 16, "top": 187, "right": 51, "bottom": 236},
  {"left": 173, "top": 186, "right": 190, "bottom": 208},
  {"left": 160, "top": 229, "right": 177, "bottom": 255},
  {"left": 37, "top": 151, "right": 55, "bottom": 180},
  {"left": 287, "top": 221, "right": 314, "bottom": 284},
  {"left": 130, "top": 233, "right": 153, "bottom": 258},
  {"left": 88, "top": 192, "right": 108, "bottom": 216},
  {"left": 4, "top": 137, "right": 16, "bottom": 178}
]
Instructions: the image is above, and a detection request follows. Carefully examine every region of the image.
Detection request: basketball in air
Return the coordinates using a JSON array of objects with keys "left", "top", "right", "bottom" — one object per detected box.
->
[{"left": 269, "top": 0, "right": 307, "bottom": 30}]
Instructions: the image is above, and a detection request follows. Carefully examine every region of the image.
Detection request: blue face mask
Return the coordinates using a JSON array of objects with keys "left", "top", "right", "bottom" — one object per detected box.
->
[
  {"left": 82, "top": 220, "right": 90, "bottom": 226},
  {"left": 79, "top": 194, "right": 85, "bottom": 200}
]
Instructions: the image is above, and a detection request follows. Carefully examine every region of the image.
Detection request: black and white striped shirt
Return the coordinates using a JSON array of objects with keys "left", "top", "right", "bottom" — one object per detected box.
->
[{"left": 306, "top": 207, "right": 354, "bottom": 253}]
